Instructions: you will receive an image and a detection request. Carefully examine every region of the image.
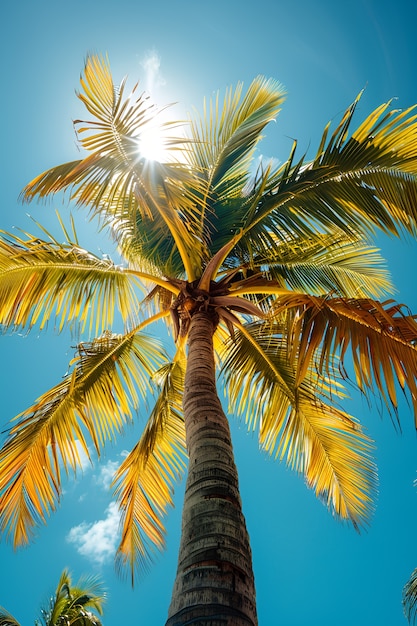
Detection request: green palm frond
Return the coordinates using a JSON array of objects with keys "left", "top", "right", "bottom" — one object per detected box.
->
[
  {"left": 112, "top": 355, "right": 186, "bottom": 581},
  {"left": 0, "top": 225, "right": 144, "bottom": 334},
  {"left": 108, "top": 199, "right": 187, "bottom": 277},
  {"left": 220, "top": 320, "right": 376, "bottom": 528},
  {"left": 238, "top": 96, "right": 417, "bottom": 247},
  {"left": 48, "top": 569, "right": 105, "bottom": 621},
  {"left": 187, "top": 77, "right": 285, "bottom": 250},
  {"left": 403, "top": 567, "right": 417, "bottom": 625},
  {"left": 274, "top": 293, "right": 417, "bottom": 423},
  {"left": 188, "top": 76, "right": 285, "bottom": 194},
  {"left": 318, "top": 94, "right": 417, "bottom": 173},
  {"left": 208, "top": 159, "right": 278, "bottom": 255},
  {"left": 0, "top": 329, "right": 164, "bottom": 547},
  {"left": 218, "top": 228, "right": 393, "bottom": 305},
  {"left": 0, "top": 570, "right": 106, "bottom": 626},
  {"left": 74, "top": 156, "right": 205, "bottom": 278},
  {"left": 39, "top": 569, "right": 105, "bottom": 626}
]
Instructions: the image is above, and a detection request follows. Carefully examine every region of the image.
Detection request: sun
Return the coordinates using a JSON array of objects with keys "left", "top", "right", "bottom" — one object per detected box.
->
[
  {"left": 138, "top": 121, "right": 169, "bottom": 162},
  {"left": 136, "top": 103, "right": 188, "bottom": 164}
]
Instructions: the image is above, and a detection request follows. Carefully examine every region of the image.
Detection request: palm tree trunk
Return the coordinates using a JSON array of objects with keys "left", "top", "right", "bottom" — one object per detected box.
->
[{"left": 165, "top": 310, "right": 257, "bottom": 626}]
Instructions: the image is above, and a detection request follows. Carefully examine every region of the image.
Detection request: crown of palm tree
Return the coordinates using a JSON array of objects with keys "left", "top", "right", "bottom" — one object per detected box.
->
[{"left": 0, "top": 569, "right": 105, "bottom": 626}]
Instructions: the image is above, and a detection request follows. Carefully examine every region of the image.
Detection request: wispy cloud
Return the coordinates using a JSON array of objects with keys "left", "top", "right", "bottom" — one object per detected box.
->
[
  {"left": 66, "top": 501, "right": 119, "bottom": 565},
  {"left": 94, "top": 459, "right": 119, "bottom": 490},
  {"left": 140, "top": 49, "right": 165, "bottom": 97}
]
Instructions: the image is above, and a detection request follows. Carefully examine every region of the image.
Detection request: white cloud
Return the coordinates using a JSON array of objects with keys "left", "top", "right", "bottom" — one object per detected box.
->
[
  {"left": 94, "top": 459, "right": 119, "bottom": 490},
  {"left": 66, "top": 501, "right": 120, "bottom": 565},
  {"left": 140, "top": 49, "right": 165, "bottom": 96}
]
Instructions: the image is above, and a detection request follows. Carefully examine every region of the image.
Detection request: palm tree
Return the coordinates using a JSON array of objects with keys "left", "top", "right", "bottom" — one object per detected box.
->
[
  {"left": 0, "top": 569, "right": 105, "bottom": 626},
  {"left": 2, "top": 55, "right": 417, "bottom": 625}
]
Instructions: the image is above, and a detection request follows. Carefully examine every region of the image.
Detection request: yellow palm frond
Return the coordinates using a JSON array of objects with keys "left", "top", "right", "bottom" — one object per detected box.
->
[
  {"left": 220, "top": 320, "right": 376, "bottom": 527},
  {"left": 112, "top": 355, "right": 186, "bottom": 581},
  {"left": 21, "top": 54, "right": 205, "bottom": 280},
  {"left": 259, "top": 376, "right": 376, "bottom": 529},
  {"left": 243, "top": 230, "right": 393, "bottom": 299},
  {"left": 0, "top": 227, "right": 144, "bottom": 335},
  {"left": 277, "top": 395, "right": 376, "bottom": 529},
  {"left": 274, "top": 293, "right": 417, "bottom": 423},
  {"left": 0, "top": 329, "right": 164, "bottom": 547}
]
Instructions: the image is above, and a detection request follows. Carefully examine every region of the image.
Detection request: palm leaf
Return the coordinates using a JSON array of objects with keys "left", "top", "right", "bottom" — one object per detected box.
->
[
  {"left": 188, "top": 77, "right": 285, "bottom": 195},
  {"left": 0, "top": 329, "right": 164, "bottom": 547},
  {"left": 219, "top": 228, "right": 393, "bottom": 305},
  {"left": 280, "top": 393, "right": 376, "bottom": 528},
  {"left": 103, "top": 190, "right": 189, "bottom": 278},
  {"left": 220, "top": 320, "right": 376, "bottom": 528},
  {"left": 208, "top": 159, "right": 279, "bottom": 255},
  {"left": 252, "top": 231, "right": 393, "bottom": 299},
  {"left": 112, "top": 355, "right": 186, "bottom": 581},
  {"left": 39, "top": 569, "right": 105, "bottom": 626},
  {"left": 21, "top": 54, "right": 204, "bottom": 280},
  {"left": 238, "top": 96, "right": 417, "bottom": 248},
  {"left": 0, "top": 226, "right": 144, "bottom": 335},
  {"left": 186, "top": 77, "right": 285, "bottom": 252},
  {"left": 273, "top": 293, "right": 417, "bottom": 423}
]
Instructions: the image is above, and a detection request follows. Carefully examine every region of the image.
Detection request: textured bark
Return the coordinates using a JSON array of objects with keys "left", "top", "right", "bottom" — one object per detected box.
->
[{"left": 165, "top": 311, "right": 257, "bottom": 626}]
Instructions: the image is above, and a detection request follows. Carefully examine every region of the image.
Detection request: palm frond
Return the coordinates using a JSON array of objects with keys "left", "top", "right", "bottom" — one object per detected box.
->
[
  {"left": 21, "top": 54, "right": 205, "bottom": 280},
  {"left": 279, "top": 394, "right": 376, "bottom": 528},
  {"left": 239, "top": 96, "right": 417, "bottom": 247},
  {"left": 255, "top": 231, "right": 393, "bottom": 299},
  {"left": 209, "top": 159, "right": 279, "bottom": 255},
  {"left": 403, "top": 568, "right": 417, "bottom": 625},
  {"left": 0, "top": 226, "right": 143, "bottom": 334},
  {"left": 112, "top": 355, "right": 186, "bottom": 581},
  {"left": 188, "top": 77, "right": 285, "bottom": 194},
  {"left": 217, "top": 227, "right": 393, "bottom": 304},
  {"left": 186, "top": 77, "right": 285, "bottom": 251},
  {"left": 220, "top": 320, "right": 376, "bottom": 527},
  {"left": 273, "top": 293, "right": 417, "bottom": 424},
  {"left": 111, "top": 210, "right": 185, "bottom": 277},
  {"left": 46, "top": 569, "right": 106, "bottom": 626},
  {"left": 0, "top": 609, "right": 20, "bottom": 626},
  {"left": 0, "top": 329, "right": 164, "bottom": 547}
]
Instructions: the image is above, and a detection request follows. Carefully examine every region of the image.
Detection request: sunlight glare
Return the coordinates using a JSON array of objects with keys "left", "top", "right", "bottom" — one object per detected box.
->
[{"left": 138, "top": 122, "right": 169, "bottom": 162}]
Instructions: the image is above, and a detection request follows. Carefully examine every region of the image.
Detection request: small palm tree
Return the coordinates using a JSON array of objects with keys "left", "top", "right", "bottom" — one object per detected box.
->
[
  {"left": 2, "top": 55, "right": 417, "bottom": 625},
  {"left": 0, "top": 569, "right": 105, "bottom": 626}
]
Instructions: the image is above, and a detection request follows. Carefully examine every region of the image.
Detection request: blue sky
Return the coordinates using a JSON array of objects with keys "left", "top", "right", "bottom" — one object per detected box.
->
[{"left": 1, "top": 1, "right": 417, "bottom": 624}]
